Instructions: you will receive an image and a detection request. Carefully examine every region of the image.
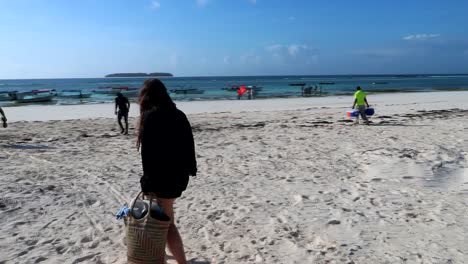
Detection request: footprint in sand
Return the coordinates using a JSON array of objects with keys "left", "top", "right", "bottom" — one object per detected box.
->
[{"left": 34, "top": 256, "right": 48, "bottom": 263}]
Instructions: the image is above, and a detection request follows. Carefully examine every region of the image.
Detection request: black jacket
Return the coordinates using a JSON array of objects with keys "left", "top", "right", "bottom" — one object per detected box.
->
[{"left": 140, "top": 107, "right": 197, "bottom": 192}]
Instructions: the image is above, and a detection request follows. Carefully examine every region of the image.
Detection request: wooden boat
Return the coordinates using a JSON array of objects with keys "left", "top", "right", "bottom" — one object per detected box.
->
[
  {"left": 222, "top": 85, "right": 263, "bottom": 92},
  {"left": 93, "top": 87, "right": 140, "bottom": 97},
  {"left": 222, "top": 85, "right": 239, "bottom": 92},
  {"left": 247, "top": 85, "right": 263, "bottom": 91},
  {"left": 58, "top": 90, "right": 92, "bottom": 99},
  {"left": 0, "top": 91, "right": 17, "bottom": 101},
  {"left": 170, "top": 88, "right": 205, "bottom": 95},
  {"left": 289, "top": 83, "right": 323, "bottom": 97},
  {"left": 120, "top": 88, "right": 140, "bottom": 97},
  {"left": 289, "top": 83, "right": 306, "bottom": 87},
  {"left": 16, "top": 89, "right": 55, "bottom": 103}
]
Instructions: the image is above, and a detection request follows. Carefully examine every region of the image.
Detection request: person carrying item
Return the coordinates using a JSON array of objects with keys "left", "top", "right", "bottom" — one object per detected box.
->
[
  {"left": 352, "top": 86, "right": 370, "bottom": 124},
  {"left": 0, "top": 107, "right": 7, "bottom": 128},
  {"left": 115, "top": 92, "right": 130, "bottom": 134},
  {"left": 137, "top": 79, "right": 197, "bottom": 264}
]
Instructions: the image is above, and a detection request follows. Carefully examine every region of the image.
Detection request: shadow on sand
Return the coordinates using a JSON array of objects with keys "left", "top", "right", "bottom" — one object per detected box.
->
[
  {"left": 371, "top": 122, "right": 433, "bottom": 127},
  {"left": 2, "top": 144, "right": 52, "bottom": 150},
  {"left": 166, "top": 256, "right": 211, "bottom": 264}
]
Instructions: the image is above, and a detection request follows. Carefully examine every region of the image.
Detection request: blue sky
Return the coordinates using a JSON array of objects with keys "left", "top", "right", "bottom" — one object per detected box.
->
[{"left": 0, "top": 0, "right": 467, "bottom": 78}]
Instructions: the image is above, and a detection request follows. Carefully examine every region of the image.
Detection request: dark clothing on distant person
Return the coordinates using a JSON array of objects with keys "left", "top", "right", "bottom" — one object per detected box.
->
[
  {"left": 140, "top": 107, "right": 197, "bottom": 198},
  {"left": 115, "top": 94, "right": 130, "bottom": 134},
  {"left": 115, "top": 96, "right": 130, "bottom": 113},
  {"left": 0, "top": 107, "right": 7, "bottom": 128}
]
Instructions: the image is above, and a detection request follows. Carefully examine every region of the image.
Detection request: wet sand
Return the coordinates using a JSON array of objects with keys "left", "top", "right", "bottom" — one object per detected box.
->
[{"left": 0, "top": 92, "right": 467, "bottom": 263}]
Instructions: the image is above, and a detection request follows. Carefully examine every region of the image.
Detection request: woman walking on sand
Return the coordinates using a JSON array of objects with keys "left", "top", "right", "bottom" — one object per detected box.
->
[{"left": 137, "top": 79, "right": 197, "bottom": 264}]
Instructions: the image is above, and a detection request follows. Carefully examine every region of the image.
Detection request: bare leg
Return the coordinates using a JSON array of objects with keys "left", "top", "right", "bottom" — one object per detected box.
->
[
  {"left": 355, "top": 110, "right": 360, "bottom": 124},
  {"left": 124, "top": 114, "right": 129, "bottom": 135},
  {"left": 359, "top": 106, "right": 369, "bottom": 123},
  {"left": 158, "top": 198, "right": 187, "bottom": 264},
  {"left": 117, "top": 113, "right": 125, "bottom": 133}
]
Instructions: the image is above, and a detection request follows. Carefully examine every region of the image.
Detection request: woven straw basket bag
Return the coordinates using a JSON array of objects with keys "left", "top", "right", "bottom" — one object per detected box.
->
[{"left": 125, "top": 192, "right": 171, "bottom": 264}]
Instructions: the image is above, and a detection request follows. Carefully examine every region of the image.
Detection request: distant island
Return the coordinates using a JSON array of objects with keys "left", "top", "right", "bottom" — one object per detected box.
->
[{"left": 105, "top": 72, "right": 173, "bottom": 78}]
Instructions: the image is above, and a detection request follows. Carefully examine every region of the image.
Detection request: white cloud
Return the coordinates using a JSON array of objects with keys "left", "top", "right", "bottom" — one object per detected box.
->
[
  {"left": 196, "top": 0, "right": 209, "bottom": 7},
  {"left": 265, "top": 44, "right": 283, "bottom": 52},
  {"left": 151, "top": 0, "right": 160, "bottom": 9},
  {"left": 266, "top": 44, "right": 309, "bottom": 57},
  {"left": 288, "top": 44, "right": 307, "bottom": 57},
  {"left": 403, "top": 34, "right": 440, "bottom": 41},
  {"left": 265, "top": 43, "right": 318, "bottom": 66}
]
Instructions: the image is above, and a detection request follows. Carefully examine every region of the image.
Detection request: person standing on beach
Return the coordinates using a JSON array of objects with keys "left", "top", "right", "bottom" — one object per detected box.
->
[
  {"left": 137, "top": 79, "right": 197, "bottom": 264},
  {"left": 0, "top": 107, "right": 7, "bottom": 128},
  {"left": 115, "top": 92, "right": 130, "bottom": 134},
  {"left": 237, "top": 85, "right": 247, "bottom": 99},
  {"left": 352, "top": 86, "right": 370, "bottom": 124}
]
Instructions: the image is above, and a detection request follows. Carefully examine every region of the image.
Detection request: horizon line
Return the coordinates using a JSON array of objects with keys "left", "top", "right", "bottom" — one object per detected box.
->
[{"left": 1, "top": 73, "right": 468, "bottom": 81}]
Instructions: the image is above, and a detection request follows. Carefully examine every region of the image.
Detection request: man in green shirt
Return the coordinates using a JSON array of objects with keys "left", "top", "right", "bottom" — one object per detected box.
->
[
  {"left": 352, "top": 86, "right": 370, "bottom": 124},
  {"left": 0, "top": 107, "right": 7, "bottom": 128}
]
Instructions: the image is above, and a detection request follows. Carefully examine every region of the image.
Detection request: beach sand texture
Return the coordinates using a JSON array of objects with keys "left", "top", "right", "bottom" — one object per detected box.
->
[{"left": 0, "top": 92, "right": 467, "bottom": 263}]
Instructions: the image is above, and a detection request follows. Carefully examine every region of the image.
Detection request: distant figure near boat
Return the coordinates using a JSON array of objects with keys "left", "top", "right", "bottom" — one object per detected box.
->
[
  {"left": 237, "top": 85, "right": 248, "bottom": 99},
  {"left": 236, "top": 85, "right": 256, "bottom": 100},
  {"left": 352, "top": 86, "right": 370, "bottom": 125},
  {"left": 137, "top": 79, "right": 197, "bottom": 264},
  {"left": 0, "top": 107, "right": 7, "bottom": 128},
  {"left": 288, "top": 83, "right": 323, "bottom": 97},
  {"left": 115, "top": 93, "right": 130, "bottom": 135}
]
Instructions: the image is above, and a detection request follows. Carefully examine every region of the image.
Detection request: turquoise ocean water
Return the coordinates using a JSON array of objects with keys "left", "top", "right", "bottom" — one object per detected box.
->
[{"left": 1, "top": 74, "right": 468, "bottom": 106}]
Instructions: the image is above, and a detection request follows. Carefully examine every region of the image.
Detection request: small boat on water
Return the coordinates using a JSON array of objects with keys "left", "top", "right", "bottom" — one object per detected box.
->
[
  {"left": 289, "top": 83, "right": 323, "bottom": 97},
  {"left": 170, "top": 88, "right": 205, "bottom": 95},
  {"left": 222, "top": 86, "right": 239, "bottom": 92},
  {"left": 0, "top": 91, "right": 18, "bottom": 101},
  {"left": 93, "top": 87, "right": 140, "bottom": 97},
  {"left": 222, "top": 85, "right": 263, "bottom": 92},
  {"left": 16, "top": 89, "right": 56, "bottom": 103},
  {"left": 58, "top": 90, "right": 92, "bottom": 99},
  {"left": 289, "top": 83, "right": 306, "bottom": 87},
  {"left": 247, "top": 85, "right": 262, "bottom": 91}
]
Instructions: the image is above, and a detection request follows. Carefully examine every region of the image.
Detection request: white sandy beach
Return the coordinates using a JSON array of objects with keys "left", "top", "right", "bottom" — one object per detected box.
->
[
  {"left": 2, "top": 91, "right": 468, "bottom": 121},
  {"left": 0, "top": 91, "right": 467, "bottom": 263}
]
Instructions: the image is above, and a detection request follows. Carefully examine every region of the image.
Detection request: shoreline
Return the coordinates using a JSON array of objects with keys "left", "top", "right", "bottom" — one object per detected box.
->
[{"left": 2, "top": 90, "right": 468, "bottom": 122}]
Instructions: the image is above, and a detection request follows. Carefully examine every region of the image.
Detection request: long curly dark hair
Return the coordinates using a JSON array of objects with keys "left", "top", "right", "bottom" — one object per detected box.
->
[{"left": 137, "top": 79, "right": 175, "bottom": 149}]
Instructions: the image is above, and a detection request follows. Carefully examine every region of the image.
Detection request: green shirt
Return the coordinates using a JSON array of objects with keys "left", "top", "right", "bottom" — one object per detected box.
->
[{"left": 354, "top": 90, "right": 367, "bottom": 106}]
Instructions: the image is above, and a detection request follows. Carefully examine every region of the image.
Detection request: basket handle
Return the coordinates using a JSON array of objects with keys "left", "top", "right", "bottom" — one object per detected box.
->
[
  {"left": 129, "top": 192, "right": 158, "bottom": 213},
  {"left": 144, "top": 193, "right": 156, "bottom": 210},
  {"left": 129, "top": 191, "right": 144, "bottom": 212}
]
